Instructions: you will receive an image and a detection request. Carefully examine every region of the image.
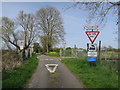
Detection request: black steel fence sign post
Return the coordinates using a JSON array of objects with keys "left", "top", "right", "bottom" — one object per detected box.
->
[{"left": 85, "top": 26, "right": 100, "bottom": 66}]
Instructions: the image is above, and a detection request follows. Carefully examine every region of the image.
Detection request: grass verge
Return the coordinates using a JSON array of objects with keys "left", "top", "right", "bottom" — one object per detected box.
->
[
  {"left": 2, "top": 53, "right": 39, "bottom": 88},
  {"left": 45, "top": 53, "right": 60, "bottom": 57},
  {"left": 61, "top": 58, "right": 118, "bottom": 88}
]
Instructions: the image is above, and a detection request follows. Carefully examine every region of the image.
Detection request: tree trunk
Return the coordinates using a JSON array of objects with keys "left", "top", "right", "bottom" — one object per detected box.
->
[{"left": 46, "top": 44, "right": 49, "bottom": 53}]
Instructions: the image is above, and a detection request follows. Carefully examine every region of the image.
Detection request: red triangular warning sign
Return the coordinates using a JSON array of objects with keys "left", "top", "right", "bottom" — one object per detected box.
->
[{"left": 85, "top": 31, "right": 100, "bottom": 43}]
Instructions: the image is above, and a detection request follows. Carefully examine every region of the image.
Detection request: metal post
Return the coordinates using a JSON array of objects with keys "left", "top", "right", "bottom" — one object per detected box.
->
[
  {"left": 98, "top": 41, "right": 101, "bottom": 61},
  {"left": 87, "top": 43, "right": 89, "bottom": 51}
]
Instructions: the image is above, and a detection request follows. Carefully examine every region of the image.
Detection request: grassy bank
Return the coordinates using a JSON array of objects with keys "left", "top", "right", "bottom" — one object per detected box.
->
[
  {"left": 2, "top": 53, "right": 39, "bottom": 88},
  {"left": 61, "top": 58, "right": 118, "bottom": 88}
]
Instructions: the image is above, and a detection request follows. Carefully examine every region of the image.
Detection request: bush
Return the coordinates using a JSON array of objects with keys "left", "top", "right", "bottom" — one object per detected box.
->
[
  {"left": 2, "top": 50, "right": 22, "bottom": 71},
  {"left": 2, "top": 53, "right": 38, "bottom": 88},
  {"left": 51, "top": 48, "right": 60, "bottom": 53}
]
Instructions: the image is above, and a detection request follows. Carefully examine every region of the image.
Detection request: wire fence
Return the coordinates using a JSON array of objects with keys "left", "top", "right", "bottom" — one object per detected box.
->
[
  {"left": 99, "top": 51, "right": 118, "bottom": 72},
  {"left": 60, "top": 49, "right": 87, "bottom": 58},
  {"left": 100, "top": 51, "right": 118, "bottom": 61},
  {"left": 60, "top": 49, "right": 118, "bottom": 72}
]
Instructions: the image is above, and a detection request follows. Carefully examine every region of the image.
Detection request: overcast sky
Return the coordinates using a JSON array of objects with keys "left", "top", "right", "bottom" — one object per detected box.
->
[{"left": 2, "top": 2, "right": 118, "bottom": 49}]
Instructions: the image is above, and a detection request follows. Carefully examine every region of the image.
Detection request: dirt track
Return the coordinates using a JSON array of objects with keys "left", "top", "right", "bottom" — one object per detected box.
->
[{"left": 27, "top": 55, "right": 85, "bottom": 88}]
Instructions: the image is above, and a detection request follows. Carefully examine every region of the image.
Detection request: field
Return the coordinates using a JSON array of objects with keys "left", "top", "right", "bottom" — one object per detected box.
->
[
  {"left": 2, "top": 53, "right": 39, "bottom": 88},
  {"left": 45, "top": 53, "right": 60, "bottom": 57},
  {"left": 61, "top": 58, "right": 118, "bottom": 88}
]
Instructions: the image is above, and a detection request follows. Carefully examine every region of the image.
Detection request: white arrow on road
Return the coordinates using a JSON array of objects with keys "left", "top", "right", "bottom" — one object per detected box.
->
[{"left": 45, "top": 64, "right": 58, "bottom": 73}]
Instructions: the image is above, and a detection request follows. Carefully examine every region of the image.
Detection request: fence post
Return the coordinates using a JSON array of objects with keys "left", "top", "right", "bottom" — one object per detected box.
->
[
  {"left": 59, "top": 49, "right": 62, "bottom": 57},
  {"left": 71, "top": 48, "right": 73, "bottom": 57}
]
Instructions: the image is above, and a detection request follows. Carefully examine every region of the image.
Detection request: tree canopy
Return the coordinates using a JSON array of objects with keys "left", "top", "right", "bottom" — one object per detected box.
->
[{"left": 36, "top": 7, "right": 65, "bottom": 52}]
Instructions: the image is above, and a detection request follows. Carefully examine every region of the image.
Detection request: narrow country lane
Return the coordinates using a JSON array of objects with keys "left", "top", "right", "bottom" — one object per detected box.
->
[{"left": 27, "top": 55, "right": 85, "bottom": 88}]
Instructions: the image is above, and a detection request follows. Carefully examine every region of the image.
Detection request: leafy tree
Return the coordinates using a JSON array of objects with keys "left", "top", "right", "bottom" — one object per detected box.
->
[
  {"left": 66, "top": 47, "right": 71, "bottom": 50},
  {"left": 33, "top": 43, "right": 42, "bottom": 53},
  {"left": 36, "top": 7, "right": 65, "bottom": 53}
]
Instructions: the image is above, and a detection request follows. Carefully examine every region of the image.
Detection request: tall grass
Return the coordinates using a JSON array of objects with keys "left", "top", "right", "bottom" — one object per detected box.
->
[
  {"left": 61, "top": 58, "right": 118, "bottom": 88},
  {"left": 100, "top": 60, "right": 118, "bottom": 71},
  {"left": 2, "top": 53, "right": 39, "bottom": 88}
]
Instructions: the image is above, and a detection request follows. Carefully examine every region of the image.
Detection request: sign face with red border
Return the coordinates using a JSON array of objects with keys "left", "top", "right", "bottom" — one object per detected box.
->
[
  {"left": 85, "top": 26, "right": 98, "bottom": 30},
  {"left": 85, "top": 31, "right": 100, "bottom": 43}
]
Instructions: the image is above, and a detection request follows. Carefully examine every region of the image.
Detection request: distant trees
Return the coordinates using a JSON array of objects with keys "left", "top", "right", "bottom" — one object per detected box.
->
[
  {"left": 102, "top": 45, "right": 118, "bottom": 52},
  {"left": 66, "top": 47, "right": 71, "bottom": 50},
  {"left": 33, "top": 43, "right": 42, "bottom": 53},
  {"left": 36, "top": 7, "right": 65, "bottom": 53}
]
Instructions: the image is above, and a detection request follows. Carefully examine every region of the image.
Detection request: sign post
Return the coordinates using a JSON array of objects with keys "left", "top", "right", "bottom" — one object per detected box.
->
[{"left": 85, "top": 26, "right": 100, "bottom": 66}]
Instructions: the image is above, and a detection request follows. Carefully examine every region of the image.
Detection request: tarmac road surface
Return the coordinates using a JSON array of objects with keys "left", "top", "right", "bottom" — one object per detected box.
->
[{"left": 27, "top": 55, "right": 85, "bottom": 88}]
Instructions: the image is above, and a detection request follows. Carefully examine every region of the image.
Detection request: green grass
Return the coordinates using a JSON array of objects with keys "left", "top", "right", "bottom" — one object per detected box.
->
[
  {"left": 100, "top": 60, "right": 118, "bottom": 71},
  {"left": 2, "top": 53, "right": 39, "bottom": 88},
  {"left": 61, "top": 58, "right": 118, "bottom": 88},
  {"left": 45, "top": 53, "right": 60, "bottom": 57}
]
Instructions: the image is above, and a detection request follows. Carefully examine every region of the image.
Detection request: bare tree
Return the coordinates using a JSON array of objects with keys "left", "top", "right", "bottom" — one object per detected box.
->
[
  {"left": 69, "top": 1, "right": 119, "bottom": 26},
  {"left": 2, "top": 17, "right": 20, "bottom": 50},
  {"left": 17, "top": 11, "right": 37, "bottom": 50},
  {"left": 36, "top": 7, "right": 65, "bottom": 52},
  {"left": 2, "top": 11, "right": 38, "bottom": 60},
  {"left": 2, "top": 11, "right": 37, "bottom": 50},
  {"left": 15, "top": 11, "right": 38, "bottom": 59}
]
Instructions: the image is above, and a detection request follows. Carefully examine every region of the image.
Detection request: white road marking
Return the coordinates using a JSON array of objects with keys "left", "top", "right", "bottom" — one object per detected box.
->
[
  {"left": 40, "top": 58, "right": 61, "bottom": 61},
  {"left": 45, "top": 64, "right": 58, "bottom": 73}
]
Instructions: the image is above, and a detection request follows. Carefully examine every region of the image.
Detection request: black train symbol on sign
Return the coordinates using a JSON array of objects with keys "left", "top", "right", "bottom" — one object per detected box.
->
[
  {"left": 90, "top": 45, "right": 95, "bottom": 50},
  {"left": 87, "top": 43, "right": 96, "bottom": 51}
]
